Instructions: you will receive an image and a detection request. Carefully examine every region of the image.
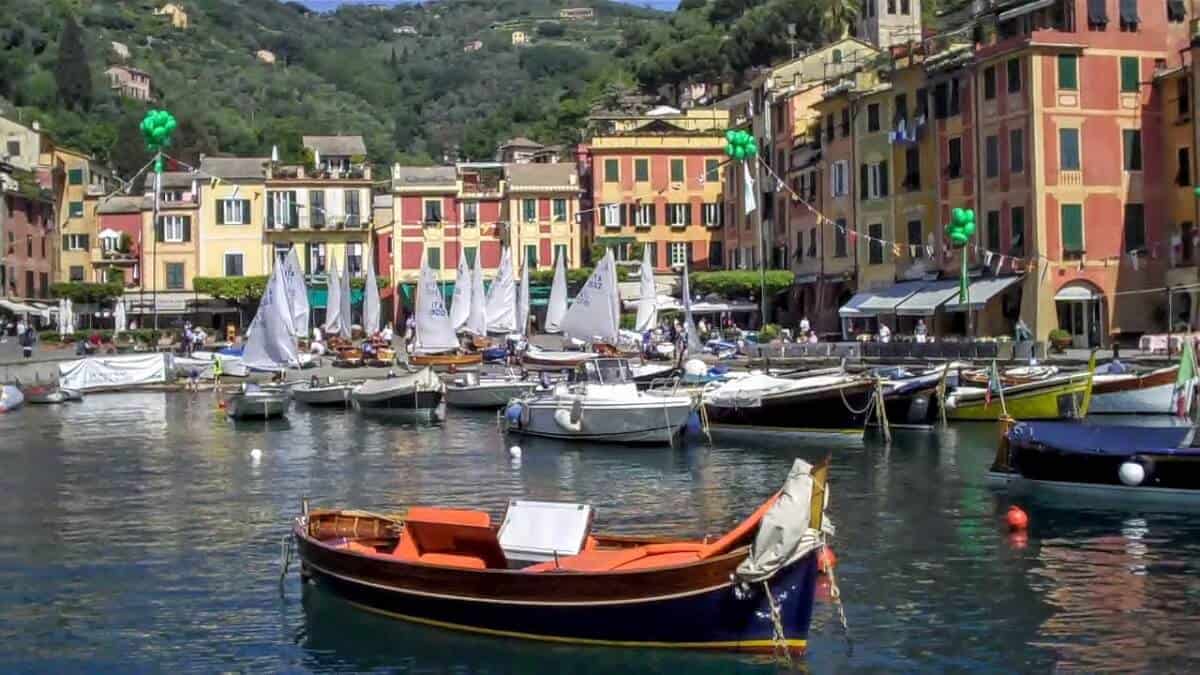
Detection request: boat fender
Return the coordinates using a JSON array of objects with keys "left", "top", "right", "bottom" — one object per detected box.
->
[
  {"left": 570, "top": 397, "right": 583, "bottom": 425},
  {"left": 1119, "top": 456, "right": 1154, "bottom": 487},
  {"left": 504, "top": 402, "right": 524, "bottom": 427},
  {"left": 554, "top": 407, "right": 583, "bottom": 432}
]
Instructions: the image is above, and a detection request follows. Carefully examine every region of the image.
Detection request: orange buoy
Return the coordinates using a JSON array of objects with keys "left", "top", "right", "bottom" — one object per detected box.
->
[
  {"left": 818, "top": 546, "right": 837, "bottom": 574},
  {"left": 1006, "top": 505, "right": 1029, "bottom": 531}
]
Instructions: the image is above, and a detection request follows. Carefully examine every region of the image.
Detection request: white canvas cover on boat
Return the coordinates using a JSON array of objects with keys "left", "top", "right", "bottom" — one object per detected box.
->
[
  {"left": 735, "top": 458, "right": 823, "bottom": 584},
  {"left": 486, "top": 247, "right": 517, "bottom": 333},
  {"left": 58, "top": 353, "right": 171, "bottom": 392},
  {"left": 544, "top": 253, "right": 568, "bottom": 333},
  {"left": 704, "top": 373, "right": 852, "bottom": 408},
  {"left": 498, "top": 500, "right": 593, "bottom": 563},
  {"left": 450, "top": 249, "right": 472, "bottom": 331}
]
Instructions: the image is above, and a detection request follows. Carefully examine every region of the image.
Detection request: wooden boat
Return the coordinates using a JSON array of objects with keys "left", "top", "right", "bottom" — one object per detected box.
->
[
  {"left": 366, "top": 347, "right": 396, "bottom": 368},
  {"left": 333, "top": 347, "right": 364, "bottom": 368},
  {"left": 703, "top": 373, "right": 876, "bottom": 437},
  {"left": 409, "top": 351, "right": 483, "bottom": 369},
  {"left": 1090, "top": 365, "right": 1188, "bottom": 415},
  {"left": 226, "top": 384, "right": 290, "bottom": 419},
  {"left": 873, "top": 366, "right": 956, "bottom": 429},
  {"left": 986, "top": 417, "right": 1200, "bottom": 503},
  {"left": 292, "top": 459, "right": 829, "bottom": 655},
  {"left": 946, "top": 369, "right": 1094, "bottom": 421}
]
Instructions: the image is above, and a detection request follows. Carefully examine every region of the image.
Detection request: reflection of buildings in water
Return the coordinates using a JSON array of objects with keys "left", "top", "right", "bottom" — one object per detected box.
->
[{"left": 1029, "top": 519, "right": 1184, "bottom": 671}]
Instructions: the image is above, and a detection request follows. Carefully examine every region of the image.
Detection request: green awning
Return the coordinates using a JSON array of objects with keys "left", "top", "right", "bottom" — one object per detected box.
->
[
  {"left": 399, "top": 282, "right": 555, "bottom": 309},
  {"left": 308, "top": 287, "right": 365, "bottom": 310}
]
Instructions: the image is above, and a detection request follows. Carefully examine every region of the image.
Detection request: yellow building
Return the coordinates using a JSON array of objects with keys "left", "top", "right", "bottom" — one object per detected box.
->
[
  {"left": 154, "top": 3, "right": 189, "bottom": 29},
  {"left": 587, "top": 107, "right": 728, "bottom": 270},
  {"left": 138, "top": 172, "right": 200, "bottom": 300},
  {"left": 1161, "top": 64, "right": 1199, "bottom": 324},
  {"left": 505, "top": 162, "right": 582, "bottom": 271},
  {"left": 197, "top": 156, "right": 271, "bottom": 279},
  {"left": 43, "top": 144, "right": 114, "bottom": 283}
]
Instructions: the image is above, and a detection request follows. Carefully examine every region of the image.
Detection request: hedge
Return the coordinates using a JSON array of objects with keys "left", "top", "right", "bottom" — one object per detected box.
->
[
  {"left": 690, "top": 271, "right": 795, "bottom": 298},
  {"left": 38, "top": 329, "right": 168, "bottom": 345}
]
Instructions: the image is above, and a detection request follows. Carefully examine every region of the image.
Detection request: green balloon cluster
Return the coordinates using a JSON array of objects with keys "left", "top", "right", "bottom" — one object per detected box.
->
[
  {"left": 945, "top": 208, "right": 976, "bottom": 247},
  {"left": 724, "top": 129, "right": 758, "bottom": 161},
  {"left": 140, "top": 109, "right": 177, "bottom": 152}
]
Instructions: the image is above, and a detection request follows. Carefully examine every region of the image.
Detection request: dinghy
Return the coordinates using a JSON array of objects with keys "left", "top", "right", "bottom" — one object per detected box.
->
[
  {"left": 351, "top": 367, "right": 443, "bottom": 414},
  {"left": 226, "top": 382, "right": 290, "bottom": 419},
  {"left": 293, "top": 376, "right": 356, "bottom": 407},
  {"left": 410, "top": 248, "right": 481, "bottom": 369},
  {"left": 228, "top": 259, "right": 300, "bottom": 420},
  {"left": 292, "top": 458, "right": 830, "bottom": 656},
  {"left": 1090, "top": 351, "right": 1194, "bottom": 415},
  {"left": 444, "top": 371, "right": 537, "bottom": 409}
]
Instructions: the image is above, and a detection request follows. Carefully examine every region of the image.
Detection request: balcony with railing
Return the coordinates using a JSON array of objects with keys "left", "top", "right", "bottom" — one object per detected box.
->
[
  {"left": 458, "top": 164, "right": 505, "bottom": 199},
  {"left": 268, "top": 163, "right": 372, "bottom": 181},
  {"left": 267, "top": 212, "right": 368, "bottom": 232}
]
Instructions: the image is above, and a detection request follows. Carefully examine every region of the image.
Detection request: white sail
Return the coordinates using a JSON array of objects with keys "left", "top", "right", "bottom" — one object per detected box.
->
[
  {"left": 449, "top": 249, "right": 471, "bottom": 331},
  {"left": 362, "top": 257, "right": 381, "bottom": 335},
  {"left": 544, "top": 253, "right": 568, "bottom": 333},
  {"left": 414, "top": 251, "right": 459, "bottom": 353},
  {"left": 517, "top": 262, "right": 531, "bottom": 336},
  {"left": 607, "top": 249, "right": 621, "bottom": 330},
  {"left": 322, "top": 258, "right": 343, "bottom": 335},
  {"left": 681, "top": 260, "right": 702, "bottom": 354},
  {"left": 282, "top": 247, "right": 310, "bottom": 336},
  {"left": 561, "top": 250, "right": 619, "bottom": 343},
  {"left": 466, "top": 248, "right": 487, "bottom": 335},
  {"left": 635, "top": 244, "right": 657, "bottom": 332},
  {"left": 339, "top": 252, "right": 353, "bottom": 338},
  {"left": 242, "top": 265, "right": 299, "bottom": 370},
  {"left": 485, "top": 247, "right": 516, "bottom": 333}
]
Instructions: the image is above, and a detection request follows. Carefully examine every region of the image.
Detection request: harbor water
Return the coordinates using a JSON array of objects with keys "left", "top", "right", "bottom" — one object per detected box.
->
[{"left": 2, "top": 392, "right": 1200, "bottom": 672}]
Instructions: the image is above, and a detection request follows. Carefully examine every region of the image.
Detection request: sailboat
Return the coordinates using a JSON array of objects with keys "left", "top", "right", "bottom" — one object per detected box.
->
[
  {"left": 228, "top": 265, "right": 295, "bottom": 420},
  {"left": 544, "top": 252, "right": 567, "bottom": 333},
  {"left": 517, "top": 261, "right": 531, "bottom": 337},
  {"left": 634, "top": 244, "right": 657, "bottom": 332},
  {"left": 409, "top": 248, "right": 482, "bottom": 369},
  {"left": 449, "top": 249, "right": 471, "bottom": 332},
  {"left": 521, "top": 250, "right": 619, "bottom": 370},
  {"left": 485, "top": 246, "right": 517, "bottom": 335}
]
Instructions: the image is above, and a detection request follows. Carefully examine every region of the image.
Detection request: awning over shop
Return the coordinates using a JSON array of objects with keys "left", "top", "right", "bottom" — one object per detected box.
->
[
  {"left": 895, "top": 279, "right": 962, "bottom": 316},
  {"left": 309, "top": 286, "right": 365, "bottom": 310},
  {"left": 1054, "top": 282, "right": 1101, "bottom": 302},
  {"left": 838, "top": 291, "right": 876, "bottom": 318},
  {"left": 856, "top": 281, "right": 926, "bottom": 315},
  {"left": 943, "top": 275, "right": 1023, "bottom": 312},
  {"left": 0, "top": 299, "right": 43, "bottom": 314}
]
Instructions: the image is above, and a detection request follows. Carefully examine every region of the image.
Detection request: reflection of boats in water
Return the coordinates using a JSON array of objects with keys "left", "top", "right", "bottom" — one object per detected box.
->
[{"left": 292, "top": 459, "right": 829, "bottom": 656}]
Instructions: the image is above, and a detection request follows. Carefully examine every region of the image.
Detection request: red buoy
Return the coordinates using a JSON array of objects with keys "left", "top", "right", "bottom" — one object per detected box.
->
[
  {"left": 217, "top": 400, "right": 226, "bottom": 409},
  {"left": 1006, "top": 505, "right": 1029, "bottom": 531},
  {"left": 818, "top": 546, "right": 837, "bottom": 574}
]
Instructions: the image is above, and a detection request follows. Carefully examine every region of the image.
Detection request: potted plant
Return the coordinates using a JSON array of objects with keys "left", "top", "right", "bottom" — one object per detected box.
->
[{"left": 1048, "top": 328, "right": 1072, "bottom": 353}]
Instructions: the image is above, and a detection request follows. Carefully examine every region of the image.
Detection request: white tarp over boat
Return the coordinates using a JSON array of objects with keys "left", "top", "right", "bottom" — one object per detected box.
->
[
  {"left": 486, "top": 247, "right": 517, "bottom": 333},
  {"left": 704, "top": 373, "right": 857, "bottom": 408},
  {"left": 544, "top": 253, "right": 568, "bottom": 333},
  {"left": 635, "top": 244, "right": 657, "bottom": 332},
  {"left": 560, "top": 250, "right": 619, "bottom": 343},
  {"left": 58, "top": 353, "right": 171, "bottom": 392},
  {"left": 450, "top": 249, "right": 472, "bottom": 331},
  {"left": 735, "top": 458, "right": 824, "bottom": 584}
]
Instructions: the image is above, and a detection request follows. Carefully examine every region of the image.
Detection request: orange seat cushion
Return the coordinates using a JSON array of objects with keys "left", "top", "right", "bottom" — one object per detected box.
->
[
  {"left": 404, "top": 507, "right": 491, "bottom": 528},
  {"left": 343, "top": 540, "right": 386, "bottom": 556},
  {"left": 525, "top": 547, "right": 649, "bottom": 573},
  {"left": 614, "top": 551, "right": 703, "bottom": 571},
  {"left": 390, "top": 507, "right": 506, "bottom": 569},
  {"left": 417, "top": 552, "right": 487, "bottom": 569}
]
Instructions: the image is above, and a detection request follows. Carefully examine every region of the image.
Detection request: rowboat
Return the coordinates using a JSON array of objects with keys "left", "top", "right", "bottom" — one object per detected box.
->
[
  {"left": 293, "top": 377, "right": 356, "bottom": 407},
  {"left": 292, "top": 458, "right": 830, "bottom": 655},
  {"left": 1090, "top": 364, "right": 1191, "bottom": 415},
  {"left": 945, "top": 369, "right": 1095, "bottom": 421},
  {"left": 444, "top": 372, "right": 536, "bottom": 409},
  {"left": 986, "top": 417, "right": 1200, "bottom": 503},
  {"left": 702, "top": 373, "right": 876, "bottom": 438},
  {"left": 409, "top": 352, "right": 483, "bottom": 370},
  {"left": 226, "top": 383, "right": 290, "bottom": 419}
]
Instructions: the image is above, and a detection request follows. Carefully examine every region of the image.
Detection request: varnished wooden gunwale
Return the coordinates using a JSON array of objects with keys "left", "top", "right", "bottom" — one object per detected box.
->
[{"left": 1091, "top": 366, "right": 1179, "bottom": 395}]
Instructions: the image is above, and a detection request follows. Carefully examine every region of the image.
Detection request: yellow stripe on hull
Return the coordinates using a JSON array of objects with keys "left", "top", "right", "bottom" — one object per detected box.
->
[
  {"left": 343, "top": 598, "right": 808, "bottom": 652},
  {"left": 948, "top": 381, "right": 1092, "bottom": 421}
]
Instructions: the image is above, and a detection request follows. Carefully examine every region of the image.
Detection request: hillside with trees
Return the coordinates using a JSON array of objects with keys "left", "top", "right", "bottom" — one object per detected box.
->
[{"left": 0, "top": 0, "right": 863, "bottom": 177}]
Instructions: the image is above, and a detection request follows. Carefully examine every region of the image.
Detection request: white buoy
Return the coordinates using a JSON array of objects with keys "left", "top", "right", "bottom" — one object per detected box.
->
[
  {"left": 1119, "top": 461, "right": 1145, "bottom": 486},
  {"left": 509, "top": 445, "right": 522, "bottom": 458},
  {"left": 250, "top": 448, "right": 263, "bottom": 461}
]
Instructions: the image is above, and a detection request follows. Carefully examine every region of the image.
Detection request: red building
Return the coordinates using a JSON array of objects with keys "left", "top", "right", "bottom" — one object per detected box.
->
[{"left": 1, "top": 164, "right": 54, "bottom": 300}]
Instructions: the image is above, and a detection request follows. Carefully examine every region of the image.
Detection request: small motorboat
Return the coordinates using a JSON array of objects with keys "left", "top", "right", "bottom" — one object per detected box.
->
[
  {"left": 444, "top": 371, "right": 536, "bottom": 409},
  {"left": 0, "top": 385, "right": 24, "bottom": 412},
  {"left": 1090, "top": 362, "right": 1192, "bottom": 415},
  {"left": 226, "top": 383, "right": 290, "bottom": 420},
  {"left": 351, "top": 368, "right": 443, "bottom": 415},
  {"left": 292, "top": 458, "right": 830, "bottom": 656},
  {"left": 702, "top": 372, "right": 876, "bottom": 438},
  {"left": 503, "top": 358, "right": 695, "bottom": 444},
  {"left": 987, "top": 418, "right": 1200, "bottom": 502},
  {"left": 409, "top": 351, "right": 483, "bottom": 370},
  {"left": 293, "top": 377, "right": 356, "bottom": 407},
  {"left": 520, "top": 344, "right": 599, "bottom": 370},
  {"left": 20, "top": 383, "right": 68, "bottom": 405},
  {"left": 946, "top": 368, "right": 1094, "bottom": 421}
]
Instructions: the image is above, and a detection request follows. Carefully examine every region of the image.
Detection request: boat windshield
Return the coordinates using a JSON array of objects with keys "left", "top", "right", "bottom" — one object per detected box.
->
[{"left": 572, "top": 358, "right": 632, "bottom": 384}]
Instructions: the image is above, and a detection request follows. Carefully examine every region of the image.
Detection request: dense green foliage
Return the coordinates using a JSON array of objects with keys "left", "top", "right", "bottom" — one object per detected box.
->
[
  {"left": 194, "top": 274, "right": 389, "bottom": 302},
  {"left": 0, "top": 0, "right": 848, "bottom": 174},
  {"left": 39, "top": 328, "right": 166, "bottom": 344},
  {"left": 690, "top": 270, "right": 794, "bottom": 298},
  {"left": 49, "top": 281, "right": 124, "bottom": 303}
]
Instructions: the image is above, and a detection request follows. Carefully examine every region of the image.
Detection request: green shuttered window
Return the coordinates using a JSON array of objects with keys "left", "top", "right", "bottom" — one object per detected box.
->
[
  {"left": 1061, "top": 204, "right": 1084, "bottom": 255},
  {"left": 1058, "top": 54, "right": 1078, "bottom": 90}
]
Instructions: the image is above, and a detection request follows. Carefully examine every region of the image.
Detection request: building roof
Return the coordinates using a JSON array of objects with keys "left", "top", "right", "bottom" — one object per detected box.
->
[
  {"left": 392, "top": 165, "right": 457, "bottom": 191},
  {"left": 199, "top": 156, "right": 269, "bottom": 180},
  {"left": 105, "top": 64, "right": 150, "bottom": 77},
  {"left": 498, "top": 137, "right": 544, "bottom": 150},
  {"left": 97, "top": 195, "right": 146, "bottom": 214},
  {"left": 505, "top": 162, "right": 578, "bottom": 190},
  {"left": 302, "top": 135, "right": 367, "bottom": 157},
  {"left": 158, "top": 171, "right": 197, "bottom": 189}
]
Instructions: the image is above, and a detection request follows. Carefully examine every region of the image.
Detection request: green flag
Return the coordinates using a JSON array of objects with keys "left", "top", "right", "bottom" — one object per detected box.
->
[{"left": 1175, "top": 340, "right": 1196, "bottom": 417}]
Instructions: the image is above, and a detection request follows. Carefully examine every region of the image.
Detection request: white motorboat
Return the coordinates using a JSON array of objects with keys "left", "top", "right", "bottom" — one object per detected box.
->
[
  {"left": 352, "top": 368, "right": 444, "bottom": 415},
  {"left": 0, "top": 385, "right": 24, "bottom": 412},
  {"left": 521, "top": 344, "right": 599, "bottom": 370},
  {"left": 445, "top": 371, "right": 537, "bottom": 409},
  {"left": 226, "top": 383, "right": 290, "bottom": 420},
  {"left": 293, "top": 376, "right": 356, "bottom": 407},
  {"left": 502, "top": 358, "right": 696, "bottom": 444}
]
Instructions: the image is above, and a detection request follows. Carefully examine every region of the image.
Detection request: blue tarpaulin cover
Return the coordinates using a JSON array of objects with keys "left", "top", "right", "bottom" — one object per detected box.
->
[{"left": 1009, "top": 421, "right": 1196, "bottom": 456}]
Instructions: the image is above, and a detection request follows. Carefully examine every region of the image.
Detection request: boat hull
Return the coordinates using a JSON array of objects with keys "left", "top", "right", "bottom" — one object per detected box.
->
[
  {"left": 521, "top": 351, "right": 598, "bottom": 370},
  {"left": 879, "top": 385, "right": 942, "bottom": 428},
  {"left": 507, "top": 398, "right": 694, "bottom": 444},
  {"left": 295, "top": 536, "right": 817, "bottom": 654},
  {"left": 987, "top": 470, "right": 1200, "bottom": 505},
  {"left": 293, "top": 385, "right": 355, "bottom": 407},
  {"left": 410, "top": 353, "right": 483, "bottom": 370},
  {"left": 445, "top": 382, "right": 536, "bottom": 409},
  {"left": 0, "top": 385, "right": 24, "bottom": 412},
  {"left": 226, "top": 393, "right": 289, "bottom": 419},
  {"left": 354, "top": 390, "right": 443, "bottom": 411},
  {"left": 704, "top": 382, "right": 874, "bottom": 436},
  {"left": 947, "top": 374, "right": 1092, "bottom": 421},
  {"left": 1090, "top": 368, "right": 1186, "bottom": 415}
]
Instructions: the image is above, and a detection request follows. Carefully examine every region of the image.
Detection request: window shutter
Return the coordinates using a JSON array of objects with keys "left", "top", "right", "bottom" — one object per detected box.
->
[
  {"left": 216, "top": 200, "right": 226, "bottom": 225},
  {"left": 81, "top": 234, "right": 89, "bottom": 250},
  {"left": 62, "top": 234, "right": 69, "bottom": 251},
  {"left": 599, "top": 204, "right": 606, "bottom": 227},
  {"left": 182, "top": 216, "right": 192, "bottom": 242},
  {"left": 684, "top": 203, "right": 692, "bottom": 226},
  {"left": 879, "top": 161, "right": 889, "bottom": 197},
  {"left": 860, "top": 164, "right": 869, "bottom": 200},
  {"left": 155, "top": 217, "right": 165, "bottom": 242},
  {"left": 619, "top": 204, "right": 627, "bottom": 226},
  {"left": 240, "top": 199, "right": 251, "bottom": 222},
  {"left": 1061, "top": 205, "right": 1084, "bottom": 252},
  {"left": 267, "top": 195, "right": 275, "bottom": 227}
]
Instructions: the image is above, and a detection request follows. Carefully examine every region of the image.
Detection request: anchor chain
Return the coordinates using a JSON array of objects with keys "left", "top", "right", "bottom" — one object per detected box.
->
[{"left": 762, "top": 580, "right": 794, "bottom": 668}]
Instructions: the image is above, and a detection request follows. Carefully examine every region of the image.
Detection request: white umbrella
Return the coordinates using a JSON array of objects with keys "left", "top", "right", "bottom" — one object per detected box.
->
[{"left": 114, "top": 298, "right": 127, "bottom": 336}]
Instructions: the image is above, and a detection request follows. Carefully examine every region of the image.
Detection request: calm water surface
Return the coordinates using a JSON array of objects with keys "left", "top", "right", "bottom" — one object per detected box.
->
[{"left": 2, "top": 392, "right": 1199, "bottom": 673}]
